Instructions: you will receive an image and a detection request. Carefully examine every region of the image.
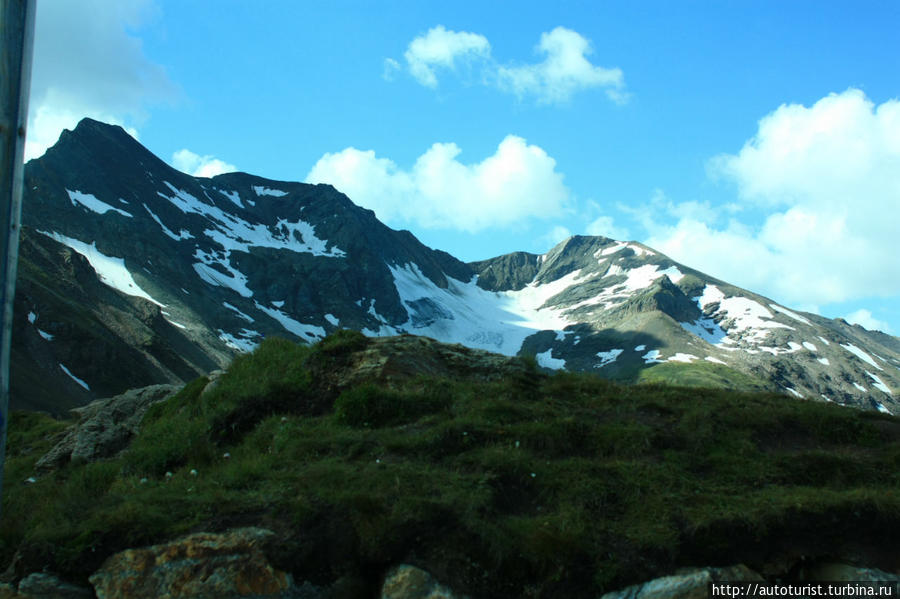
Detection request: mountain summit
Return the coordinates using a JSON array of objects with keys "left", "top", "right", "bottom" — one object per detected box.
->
[{"left": 12, "top": 118, "right": 900, "bottom": 413}]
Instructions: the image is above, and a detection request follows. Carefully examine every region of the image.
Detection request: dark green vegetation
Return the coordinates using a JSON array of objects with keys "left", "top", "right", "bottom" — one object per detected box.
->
[{"left": 4, "top": 332, "right": 900, "bottom": 597}]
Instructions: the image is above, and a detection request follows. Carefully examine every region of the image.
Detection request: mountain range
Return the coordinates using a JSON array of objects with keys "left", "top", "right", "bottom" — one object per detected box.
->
[{"left": 11, "top": 118, "right": 900, "bottom": 414}]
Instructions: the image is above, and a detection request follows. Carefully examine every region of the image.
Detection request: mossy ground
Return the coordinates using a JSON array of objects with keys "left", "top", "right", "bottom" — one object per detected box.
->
[{"left": 4, "top": 332, "right": 900, "bottom": 597}]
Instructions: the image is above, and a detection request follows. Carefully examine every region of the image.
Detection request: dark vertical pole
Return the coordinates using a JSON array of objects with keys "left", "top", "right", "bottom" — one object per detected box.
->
[{"left": 0, "top": 0, "right": 36, "bottom": 518}]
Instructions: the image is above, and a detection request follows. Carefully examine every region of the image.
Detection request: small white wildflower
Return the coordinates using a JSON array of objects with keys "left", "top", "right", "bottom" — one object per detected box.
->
[
  {"left": 375, "top": 458, "right": 381, "bottom": 464},
  {"left": 223, "top": 452, "right": 231, "bottom": 460},
  {"left": 139, "top": 478, "right": 148, "bottom": 485},
  {"left": 190, "top": 469, "right": 198, "bottom": 476},
  {"left": 165, "top": 471, "right": 173, "bottom": 479},
  {"left": 280, "top": 416, "right": 288, "bottom": 423},
  {"left": 24, "top": 477, "right": 36, "bottom": 484},
  {"left": 515, "top": 441, "right": 520, "bottom": 448},
  {"left": 530, "top": 473, "right": 536, "bottom": 478}
]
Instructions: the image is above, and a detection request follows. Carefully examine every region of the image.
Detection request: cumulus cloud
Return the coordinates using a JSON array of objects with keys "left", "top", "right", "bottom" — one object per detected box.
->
[
  {"left": 306, "top": 136, "right": 569, "bottom": 232},
  {"left": 390, "top": 25, "right": 625, "bottom": 104},
  {"left": 496, "top": 27, "right": 626, "bottom": 104},
  {"left": 645, "top": 89, "right": 900, "bottom": 310},
  {"left": 25, "top": 0, "right": 177, "bottom": 159},
  {"left": 585, "top": 215, "right": 630, "bottom": 241},
  {"left": 845, "top": 309, "right": 893, "bottom": 334},
  {"left": 171, "top": 149, "right": 237, "bottom": 178},
  {"left": 402, "top": 25, "right": 490, "bottom": 88}
]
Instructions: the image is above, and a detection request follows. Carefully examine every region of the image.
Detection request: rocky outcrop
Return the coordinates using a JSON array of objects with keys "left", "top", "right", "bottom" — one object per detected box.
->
[
  {"left": 380, "top": 564, "right": 465, "bottom": 599},
  {"left": 308, "top": 334, "right": 535, "bottom": 396},
  {"left": 601, "top": 565, "right": 763, "bottom": 599},
  {"left": 35, "top": 384, "right": 178, "bottom": 471},
  {"left": 88, "top": 528, "right": 306, "bottom": 599}
]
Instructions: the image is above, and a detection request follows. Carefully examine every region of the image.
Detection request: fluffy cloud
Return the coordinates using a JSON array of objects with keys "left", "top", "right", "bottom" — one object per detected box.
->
[
  {"left": 646, "top": 89, "right": 900, "bottom": 309},
  {"left": 25, "top": 0, "right": 177, "bottom": 159},
  {"left": 402, "top": 25, "right": 490, "bottom": 88},
  {"left": 306, "top": 136, "right": 569, "bottom": 232},
  {"left": 390, "top": 26, "right": 625, "bottom": 104},
  {"left": 585, "top": 215, "right": 630, "bottom": 241},
  {"left": 172, "top": 149, "right": 237, "bottom": 178},
  {"left": 845, "top": 309, "right": 893, "bottom": 334},
  {"left": 497, "top": 27, "right": 626, "bottom": 104}
]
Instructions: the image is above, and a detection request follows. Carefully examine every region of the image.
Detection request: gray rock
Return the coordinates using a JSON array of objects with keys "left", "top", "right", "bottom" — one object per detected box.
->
[
  {"left": 380, "top": 564, "right": 464, "bottom": 599},
  {"left": 601, "top": 565, "right": 763, "bottom": 599},
  {"left": 35, "top": 384, "right": 178, "bottom": 471},
  {"left": 14, "top": 572, "right": 93, "bottom": 598}
]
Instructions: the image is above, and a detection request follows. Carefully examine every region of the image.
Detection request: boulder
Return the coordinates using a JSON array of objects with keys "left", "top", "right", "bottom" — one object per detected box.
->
[
  {"left": 601, "top": 565, "right": 763, "bottom": 599},
  {"left": 380, "top": 564, "right": 464, "bottom": 599},
  {"left": 1, "top": 573, "right": 93, "bottom": 598},
  {"left": 35, "top": 384, "right": 178, "bottom": 471},
  {"left": 88, "top": 527, "right": 299, "bottom": 598}
]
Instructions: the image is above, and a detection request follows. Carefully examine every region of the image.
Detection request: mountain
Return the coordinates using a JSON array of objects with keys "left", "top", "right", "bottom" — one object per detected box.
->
[{"left": 12, "top": 118, "right": 900, "bottom": 413}]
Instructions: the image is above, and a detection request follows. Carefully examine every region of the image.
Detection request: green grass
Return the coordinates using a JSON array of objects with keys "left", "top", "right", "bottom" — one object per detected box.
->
[{"left": 4, "top": 334, "right": 900, "bottom": 596}]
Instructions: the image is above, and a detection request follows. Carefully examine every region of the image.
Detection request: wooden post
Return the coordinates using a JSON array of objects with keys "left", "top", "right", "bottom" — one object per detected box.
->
[{"left": 0, "top": 0, "right": 36, "bottom": 517}]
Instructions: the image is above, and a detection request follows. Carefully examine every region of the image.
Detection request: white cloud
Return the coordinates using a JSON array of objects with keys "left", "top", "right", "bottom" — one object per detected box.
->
[
  {"left": 645, "top": 89, "right": 900, "bottom": 309},
  {"left": 390, "top": 26, "right": 625, "bottom": 105},
  {"left": 845, "top": 309, "right": 893, "bottom": 334},
  {"left": 542, "top": 225, "right": 573, "bottom": 248},
  {"left": 497, "top": 27, "right": 626, "bottom": 104},
  {"left": 25, "top": 0, "right": 177, "bottom": 160},
  {"left": 306, "top": 135, "right": 569, "bottom": 233},
  {"left": 402, "top": 25, "right": 491, "bottom": 88},
  {"left": 585, "top": 215, "right": 630, "bottom": 241},
  {"left": 172, "top": 149, "right": 237, "bottom": 178}
]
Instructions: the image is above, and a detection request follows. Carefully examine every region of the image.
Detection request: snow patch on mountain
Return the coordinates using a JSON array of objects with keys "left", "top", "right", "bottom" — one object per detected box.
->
[
  {"left": 324, "top": 314, "right": 340, "bottom": 326},
  {"left": 642, "top": 350, "right": 664, "bottom": 364},
  {"left": 218, "top": 188, "right": 243, "bottom": 207},
  {"left": 59, "top": 363, "right": 89, "bottom": 390},
  {"left": 253, "top": 186, "right": 288, "bottom": 197},
  {"left": 770, "top": 304, "right": 812, "bottom": 325},
  {"left": 596, "top": 349, "right": 623, "bottom": 367},
  {"left": 223, "top": 302, "right": 254, "bottom": 323},
  {"left": 193, "top": 249, "right": 252, "bottom": 298},
  {"left": 144, "top": 204, "right": 193, "bottom": 241},
  {"left": 802, "top": 341, "right": 817, "bottom": 352},
  {"left": 254, "top": 301, "right": 325, "bottom": 340},
  {"left": 867, "top": 371, "right": 892, "bottom": 395},
  {"left": 388, "top": 263, "right": 577, "bottom": 355},
  {"left": 159, "top": 181, "right": 345, "bottom": 258},
  {"left": 668, "top": 353, "right": 698, "bottom": 363},
  {"left": 218, "top": 329, "right": 260, "bottom": 352},
  {"left": 41, "top": 231, "right": 164, "bottom": 306},
  {"left": 67, "top": 189, "right": 132, "bottom": 218},
  {"left": 841, "top": 343, "right": 883, "bottom": 371},
  {"left": 536, "top": 349, "right": 565, "bottom": 370}
]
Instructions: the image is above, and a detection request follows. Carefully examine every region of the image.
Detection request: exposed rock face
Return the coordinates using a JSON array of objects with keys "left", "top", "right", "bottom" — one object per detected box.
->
[
  {"left": 88, "top": 528, "right": 295, "bottom": 599},
  {"left": 380, "top": 564, "right": 464, "bottom": 599},
  {"left": 35, "top": 384, "right": 178, "bottom": 471},
  {"left": 601, "top": 565, "right": 763, "bottom": 599}
]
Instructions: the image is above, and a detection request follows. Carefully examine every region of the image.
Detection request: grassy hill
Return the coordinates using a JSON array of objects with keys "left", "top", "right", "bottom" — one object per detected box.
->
[{"left": 4, "top": 331, "right": 900, "bottom": 597}]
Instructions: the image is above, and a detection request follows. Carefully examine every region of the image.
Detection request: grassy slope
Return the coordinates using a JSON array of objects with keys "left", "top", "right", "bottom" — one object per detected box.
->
[{"left": 3, "top": 332, "right": 900, "bottom": 597}]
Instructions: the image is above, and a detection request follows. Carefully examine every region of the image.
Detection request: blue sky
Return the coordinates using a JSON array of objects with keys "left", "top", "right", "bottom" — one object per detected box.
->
[{"left": 25, "top": 1, "right": 900, "bottom": 335}]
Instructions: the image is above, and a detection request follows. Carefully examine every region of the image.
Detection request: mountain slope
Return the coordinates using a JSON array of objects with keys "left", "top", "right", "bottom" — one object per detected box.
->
[{"left": 13, "top": 118, "right": 900, "bottom": 413}]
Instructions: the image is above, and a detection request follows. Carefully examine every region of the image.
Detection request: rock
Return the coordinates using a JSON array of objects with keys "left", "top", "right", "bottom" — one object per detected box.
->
[
  {"left": 310, "top": 334, "right": 534, "bottom": 397},
  {"left": 380, "top": 564, "right": 464, "bottom": 599},
  {"left": 601, "top": 565, "right": 763, "bottom": 599},
  {"left": 7, "top": 573, "right": 93, "bottom": 598},
  {"left": 89, "top": 527, "right": 296, "bottom": 598},
  {"left": 35, "top": 384, "right": 179, "bottom": 471}
]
